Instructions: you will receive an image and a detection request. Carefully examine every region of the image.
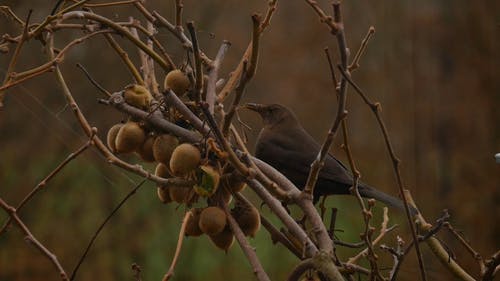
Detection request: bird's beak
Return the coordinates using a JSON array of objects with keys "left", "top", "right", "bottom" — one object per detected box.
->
[{"left": 244, "top": 103, "right": 265, "bottom": 113}]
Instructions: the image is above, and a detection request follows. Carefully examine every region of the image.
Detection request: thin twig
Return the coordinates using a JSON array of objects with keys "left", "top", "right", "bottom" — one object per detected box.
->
[
  {"left": 302, "top": 1, "right": 348, "bottom": 203},
  {"left": 0, "top": 197, "right": 69, "bottom": 280},
  {"left": 104, "top": 33, "right": 145, "bottom": 85},
  {"left": 151, "top": 10, "right": 212, "bottom": 65},
  {"left": 247, "top": 14, "right": 262, "bottom": 79},
  {"left": 217, "top": 0, "right": 278, "bottom": 102},
  {"left": 348, "top": 26, "right": 375, "bottom": 72},
  {"left": 175, "top": 0, "right": 183, "bottom": 28},
  {"left": 60, "top": 11, "right": 171, "bottom": 71},
  {"left": 324, "top": 47, "right": 339, "bottom": 92},
  {"left": 30, "top": 0, "right": 90, "bottom": 39},
  {"left": 82, "top": 0, "right": 138, "bottom": 8},
  {"left": 70, "top": 179, "right": 147, "bottom": 281},
  {"left": 163, "top": 210, "right": 191, "bottom": 281},
  {"left": 222, "top": 61, "right": 248, "bottom": 136},
  {"left": 0, "top": 134, "right": 94, "bottom": 236},
  {"left": 403, "top": 191, "right": 475, "bottom": 281},
  {"left": 11, "top": 29, "right": 113, "bottom": 81},
  {"left": 76, "top": 63, "right": 111, "bottom": 97},
  {"left": 259, "top": 214, "right": 302, "bottom": 258},
  {"left": 444, "top": 222, "right": 483, "bottom": 264},
  {"left": 347, "top": 208, "right": 396, "bottom": 264},
  {"left": 0, "top": 6, "right": 25, "bottom": 25},
  {"left": 259, "top": 0, "right": 278, "bottom": 32},
  {"left": 304, "top": 0, "right": 339, "bottom": 35},
  {"left": 0, "top": 9, "right": 32, "bottom": 107},
  {"left": 337, "top": 65, "right": 427, "bottom": 281},
  {"left": 186, "top": 22, "right": 203, "bottom": 103}
]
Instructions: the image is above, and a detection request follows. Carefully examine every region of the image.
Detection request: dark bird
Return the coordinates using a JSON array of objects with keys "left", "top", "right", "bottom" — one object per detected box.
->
[{"left": 246, "top": 103, "right": 416, "bottom": 214}]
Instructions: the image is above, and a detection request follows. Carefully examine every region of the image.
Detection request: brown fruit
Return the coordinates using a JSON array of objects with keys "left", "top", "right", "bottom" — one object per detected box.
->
[
  {"left": 155, "top": 163, "right": 172, "bottom": 204},
  {"left": 106, "top": 123, "right": 123, "bottom": 153},
  {"left": 136, "top": 135, "right": 155, "bottom": 162},
  {"left": 169, "top": 143, "right": 201, "bottom": 176},
  {"left": 164, "top": 70, "right": 190, "bottom": 96},
  {"left": 156, "top": 187, "right": 171, "bottom": 204},
  {"left": 232, "top": 200, "right": 261, "bottom": 237},
  {"left": 155, "top": 163, "right": 170, "bottom": 178},
  {"left": 155, "top": 163, "right": 171, "bottom": 203},
  {"left": 222, "top": 173, "right": 246, "bottom": 193},
  {"left": 185, "top": 208, "right": 203, "bottom": 237},
  {"left": 199, "top": 206, "right": 226, "bottom": 235},
  {"left": 115, "top": 122, "right": 146, "bottom": 153},
  {"left": 124, "top": 84, "right": 153, "bottom": 109},
  {"left": 169, "top": 186, "right": 191, "bottom": 203},
  {"left": 153, "top": 134, "right": 179, "bottom": 165},
  {"left": 208, "top": 226, "right": 234, "bottom": 252}
]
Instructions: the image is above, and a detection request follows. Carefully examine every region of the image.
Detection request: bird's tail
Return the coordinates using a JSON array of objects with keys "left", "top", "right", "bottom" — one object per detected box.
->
[{"left": 357, "top": 184, "right": 418, "bottom": 216}]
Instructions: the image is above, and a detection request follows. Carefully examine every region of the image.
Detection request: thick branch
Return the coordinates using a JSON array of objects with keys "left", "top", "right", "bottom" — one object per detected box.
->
[
  {"left": 222, "top": 202, "right": 271, "bottom": 281},
  {"left": 287, "top": 251, "right": 344, "bottom": 281},
  {"left": 206, "top": 41, "right": 231, "bottom": 114}
]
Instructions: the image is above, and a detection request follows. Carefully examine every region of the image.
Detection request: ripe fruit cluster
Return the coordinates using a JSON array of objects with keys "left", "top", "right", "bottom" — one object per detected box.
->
[{"left": 105, "top": 80, "right": 261, "bottom": 252}]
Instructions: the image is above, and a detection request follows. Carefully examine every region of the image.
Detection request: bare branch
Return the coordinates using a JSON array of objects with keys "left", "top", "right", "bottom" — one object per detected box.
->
[
  {"left": 0, "top": 9, "right": 32, "bottom": 107},
  {"left": 163, "top": 210, "right": 191, "bottom": 281},
  {"left": 222, "top": 201, "right": 271, "bottom": 281},
  {"left": 175, "top": 0, "right": 183, "bottom": 28},
  {"left": 206, "top": 41, "right": 231, "bottom": 114},
  {"left": 337, "top": 64, "right": 427, "bottom": 281},
  {"left": 71, "top": 179, "right": 147, "bottom": 281},
  {"left": 104, "top": 33, "right": 145, "bottom": 85},
  {"left": 348, "top": 26, "right": 375, "bottom": 72},
  {"left": 0, "top": 197, "right": 69, "bottom": 280},
  {"left": 186, "top": 22, "right": 203, "bottom": 103},
  {"left": 0, "top": 133, "right": 94, "bottom": 236}
]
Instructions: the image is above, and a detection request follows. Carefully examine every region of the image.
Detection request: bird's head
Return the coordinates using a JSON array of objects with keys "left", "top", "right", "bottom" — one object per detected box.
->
[{"left": 245, "top": 103, "right": 298, "bottom": 127}]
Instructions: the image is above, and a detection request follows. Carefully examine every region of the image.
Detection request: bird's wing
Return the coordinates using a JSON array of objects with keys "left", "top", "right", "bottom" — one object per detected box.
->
[{"left": 256, "top": 125, "right": 354, "bottom": 187}]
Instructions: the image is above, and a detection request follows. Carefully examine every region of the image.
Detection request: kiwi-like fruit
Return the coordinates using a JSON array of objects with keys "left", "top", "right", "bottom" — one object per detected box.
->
[
  {"left": 106, "top": 123, "right": 123, "bottom": 153},
  {"left": 169, "top": 186, "right": 191, "bottom": 203},
  {"left": 194, "top": 165, "right": 220, "bottom": 197},
  {"left": 164, "top": 70, "right": 190, "bottom": 96},
  {"left": 185, "top": 208, "right": 203, "bottom": 237},
  {"left": 136, "top": 135, "right": 155, "bottom": 162},
  {"left": 222, "top": 173, "right": 246, "bottom": 193},
  {"left": 153, "top": 134, "right": 179, "bottom": 165},
  {"left": 155, "top": 163, "right": 171, "bottom": 203},
  {"left": 208, "top": 225, "right": 234, "bottom": 252},
  {"left": 115, "top": 122, "right": 146, "bottom": 153},
  {"left": 123, "top": 84, "right": 153, "bottom": 109},
  {"left": 156, "top": 187, "right": 171, "bottom": 203},
  {"left": 231, "top": 200, "right": 261, "bottom": 237},
  {"left": 169, "top": 143, "right": 201, "bottom": 176},
  {"left": 199, "top": 206, "right": 226, "bottom": 235},
  {"left": 155, "top": 163, "right": 170, "bottom": 178}
]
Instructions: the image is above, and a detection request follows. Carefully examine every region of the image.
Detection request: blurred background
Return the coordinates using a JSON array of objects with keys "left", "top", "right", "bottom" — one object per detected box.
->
[{"left": 0, "top": 1, "right": 498, "bottom": 280}]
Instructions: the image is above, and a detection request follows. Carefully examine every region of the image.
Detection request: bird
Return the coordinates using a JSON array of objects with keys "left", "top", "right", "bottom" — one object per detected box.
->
[{"left": 246, "top": 103, "right": 416, "bottom": 214}]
